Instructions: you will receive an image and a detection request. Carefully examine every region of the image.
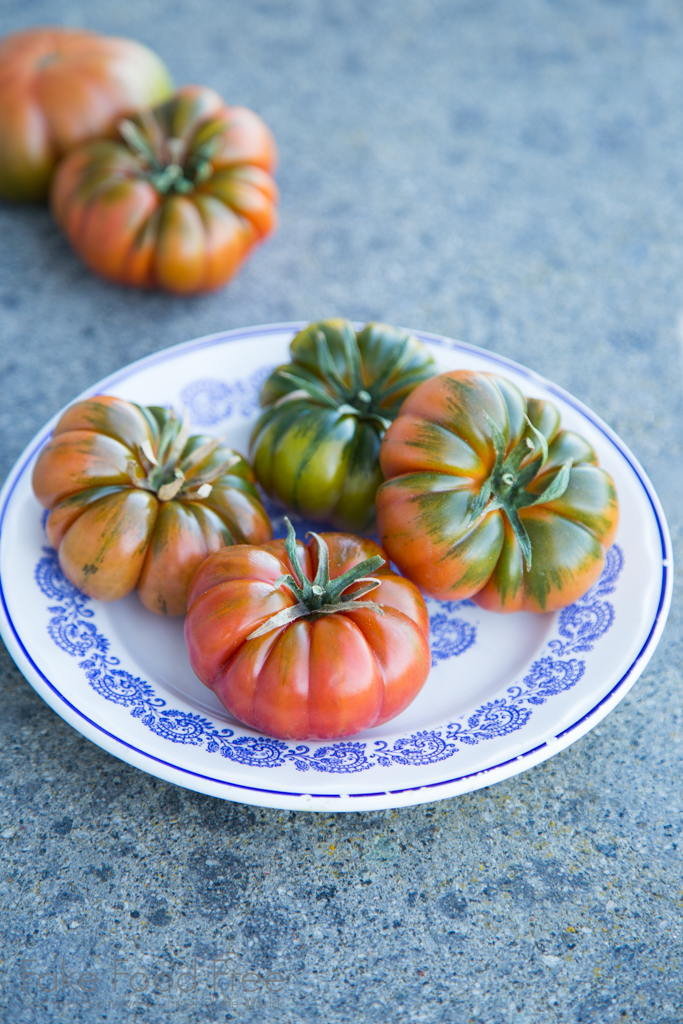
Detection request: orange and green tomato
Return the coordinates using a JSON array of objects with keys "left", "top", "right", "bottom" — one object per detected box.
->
[
  {"left": 376, "top": 370, "right": 619, "bottom": 613},
  {"left": 50, "top": 85, "right": 278, "bottom": 292},
  {"left": 32, "top": 395, "right": 272, "bottom": 615}
]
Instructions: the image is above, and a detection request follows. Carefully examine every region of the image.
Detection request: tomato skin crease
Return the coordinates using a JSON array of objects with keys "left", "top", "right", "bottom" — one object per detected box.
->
[
  {"left": 344, "top": 606, "right": 431, "bottom": 726},
  {"left": 184, "top": 532, "right": 431, "bottom": 741},
  {"left": 377, "top": 370, "right": 619, "bottom": 613},
  {"left": 31, "top": 395, "right": 272, "bottom": 615},
  {"left": 49, "top": 84, "right": 278, "bottom": 292},
  {"left": 58, "top": 489, "right": 158, "bottom": 602},
  {"left": 137, "top": 501, "right": 222, "bottom": 617},
  {"left": 32, "top": 429, "right": 134, "bottom": 508}
]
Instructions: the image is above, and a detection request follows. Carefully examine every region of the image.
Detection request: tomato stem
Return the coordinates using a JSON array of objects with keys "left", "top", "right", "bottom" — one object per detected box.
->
[
  {"left": 118, "top": 115, "right": 225, "bottom": 196},
  {"left": 468, "top": 412, "right": 573, "bottom": 569},
  {"left": 126, "top": 408, "right": 239, "bottom": 503},
  {"left": 246, "top": 519, "right": 386, "bottom": 640},
  {"left": 271, "top": 330, "right": 393, "bottom": 430}
]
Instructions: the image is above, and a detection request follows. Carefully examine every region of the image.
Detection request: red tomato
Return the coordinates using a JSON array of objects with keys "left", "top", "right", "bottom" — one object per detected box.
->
[
  {"left": 185, "top": 521, "right": 431, "bottom": 740},
  {"left": 0, "top": 27, "right": 172, "bottom": 202}
]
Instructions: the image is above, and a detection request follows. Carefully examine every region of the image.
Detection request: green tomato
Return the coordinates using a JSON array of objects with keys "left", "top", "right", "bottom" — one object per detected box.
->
[{"left": 250, "top": 319, "right": 437, "bottom": 530}]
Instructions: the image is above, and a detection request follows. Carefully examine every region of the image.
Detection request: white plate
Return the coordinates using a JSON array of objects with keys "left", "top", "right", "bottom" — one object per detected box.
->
[{"left": 0, "top": 324, "right": 673, "bottom": 812}]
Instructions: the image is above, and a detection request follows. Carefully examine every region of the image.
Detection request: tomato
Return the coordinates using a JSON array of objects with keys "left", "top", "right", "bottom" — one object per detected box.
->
[
  {"left": 50, "top": 84, "right": 278, "bottom": 292},
  {"left": 0, "top": 27, "right": 172, "bottom": 202},
  {"left": 32, "top": 395, "right": 272, "bottom": 615},
  {"left": 185, "top": 519, "right": 431, "bottom": 740},
  {"left": 250, "top": 319, "right": 436, "bottom": 530},
  {"left": 376, "top": 370, "right": 619, "bottom": 613}
]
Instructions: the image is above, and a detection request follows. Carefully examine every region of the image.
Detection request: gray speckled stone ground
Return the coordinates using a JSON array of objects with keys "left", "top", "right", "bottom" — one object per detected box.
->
[{"left": 1, "top": 1, "right": 682, "bottom": 1021}]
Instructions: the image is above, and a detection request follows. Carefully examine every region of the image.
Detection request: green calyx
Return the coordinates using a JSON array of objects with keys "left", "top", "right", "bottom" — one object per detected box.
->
[
  {"left": 126, "top": 408, "right": 239, "bottom": 502},
  {"left": 247, "top": 518, "right": 386, "bottom": 640},
  {"left": 272, "top": 325, "right": 411, "bottom": 430},
  {"left": 118, "top": 114, "right": 225, "bottom": 196},
  {"left": 468, "top": 413, "right": 573, "bottom": 569}
]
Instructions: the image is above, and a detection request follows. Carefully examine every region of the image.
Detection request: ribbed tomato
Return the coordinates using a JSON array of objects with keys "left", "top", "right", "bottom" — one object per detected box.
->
[
  {"left": 185, "top": 521, "right": 431, "bottom": 740},
  {"left": 250, "top": 319, "right": 436, "bottom": 530},
  {"left": 51, "top": 85, "right": 278, "bottom": 292},
  {"left": 0, "top": 27, "right": 172, "bottom": 202},
  {"left": 32, "top": 395, "right": 272, "bottom": 615},
  {"left": 376, "top": 370, "right": 619, "bottom": 613}
]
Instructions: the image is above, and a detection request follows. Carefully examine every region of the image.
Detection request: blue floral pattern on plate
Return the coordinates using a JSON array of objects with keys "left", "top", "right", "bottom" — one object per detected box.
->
[
  {"left": 179, "top": 368, "right": 275, "bottom": 425},
  {"left": 34, "top": 544, "right": 623, "bottom": 774}
]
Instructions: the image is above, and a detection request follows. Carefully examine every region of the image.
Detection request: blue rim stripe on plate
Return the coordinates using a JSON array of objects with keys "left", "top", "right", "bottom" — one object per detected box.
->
[{"left": 0, "top": 323, "right": 672, "bottom": 803}]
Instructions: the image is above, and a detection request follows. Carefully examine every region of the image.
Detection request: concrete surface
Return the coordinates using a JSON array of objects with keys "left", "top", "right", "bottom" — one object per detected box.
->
[{"left": 1, "top": 1, "right": 682, "bottom": 1021}]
